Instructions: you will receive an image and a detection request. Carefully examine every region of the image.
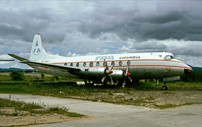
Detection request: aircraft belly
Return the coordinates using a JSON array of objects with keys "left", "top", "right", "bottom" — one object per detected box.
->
[
  {"left": 130, "top": 60, "right": 186, "bottom": 79},
  {"left": 133, "top": 66, "right": 184, "bottom": 79}
]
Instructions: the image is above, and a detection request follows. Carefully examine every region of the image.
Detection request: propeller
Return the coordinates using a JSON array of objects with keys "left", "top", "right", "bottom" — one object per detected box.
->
[
  {"left": 122, "top": 65, "right": 133, "bottom": 87},
  {"left": 101, "top": 60, "right": 115, "bottom": 85}
]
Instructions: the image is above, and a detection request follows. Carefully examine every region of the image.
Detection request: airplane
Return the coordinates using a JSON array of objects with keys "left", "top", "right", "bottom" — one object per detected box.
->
[{"left": 9, "top": 33, "right": 192, "bottom": 90}]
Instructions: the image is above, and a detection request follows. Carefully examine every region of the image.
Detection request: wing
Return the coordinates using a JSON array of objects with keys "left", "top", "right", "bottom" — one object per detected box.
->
[{"left": 8, "top": 54, "right": 81, "bottom": 75}]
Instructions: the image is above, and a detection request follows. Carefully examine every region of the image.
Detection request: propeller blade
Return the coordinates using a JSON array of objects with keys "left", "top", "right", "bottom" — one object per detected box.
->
[
  {"left": 122, "top": 65, "right": 133, "bottom": 87},
  {"left": 128, "top": 76, "right": 133, "bottom": 83},
  {"left": 109, "top": 75, "right": 114, "bottom": 85},
  {"left": 109, "top": 64, "right": 114, "bottom": 70},
  {"left": 126, "top": 66, "right": 129, "bottom": 74},
  {"left": 102, "top": 59, "right": 115, "bottom": 85},
  {"left": 104, "top": 59, "right": 108, "bottom": 68},
  {"left": 101, "top": 76, "right": 107, "bottom": 83}
]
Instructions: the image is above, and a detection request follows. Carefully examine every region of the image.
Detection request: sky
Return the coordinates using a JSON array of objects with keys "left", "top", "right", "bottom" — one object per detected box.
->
[{"left": 0, "top": 0, "right": 202, "bottom": 68}]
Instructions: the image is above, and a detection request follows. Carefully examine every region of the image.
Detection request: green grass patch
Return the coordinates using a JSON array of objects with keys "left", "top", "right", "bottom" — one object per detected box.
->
[
  {"left": 0, "top": 98, "right": 83, "bottom": 117},
  {"left": 0, "top": 73, "right": 202, "bottom": 109},
  {"left": 154, "top": 102, "right": 202, "bottom": 109}
]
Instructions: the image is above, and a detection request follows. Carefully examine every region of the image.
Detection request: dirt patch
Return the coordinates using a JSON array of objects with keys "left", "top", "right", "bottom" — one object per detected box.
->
[
  {"left": 0, "top": 113, "right": 85, "bottom": 126},
  {"left": 0, "top": 101, "right": 87, "bottom": 127}
]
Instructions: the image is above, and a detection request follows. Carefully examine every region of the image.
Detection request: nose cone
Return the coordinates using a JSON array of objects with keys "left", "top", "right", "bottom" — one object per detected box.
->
[
  {"left": 185, "top": 64, "right": 193, "bottom": 72},
  {"left": 184, "top": 64, "right": 193, "bottom": 76}
]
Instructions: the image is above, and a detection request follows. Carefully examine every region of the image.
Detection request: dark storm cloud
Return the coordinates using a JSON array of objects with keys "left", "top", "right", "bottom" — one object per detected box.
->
[
  {"left": 0, "top": 0, "right": 202, "bottom": 67},
  {"left": 0, "top": 7, "right": 65, "bottom": 43},
  {"left": 1, "top": 0, "right": 202, "bottom": 43},
  {"left": 78, "top": 1, "right": 202, "bottom": 41},
  {"left": 135, "top": 41, "right": 167, "bottom": 50}
]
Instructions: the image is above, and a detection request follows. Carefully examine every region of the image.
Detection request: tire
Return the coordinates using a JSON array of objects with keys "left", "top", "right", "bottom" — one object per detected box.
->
[{"left": 162, "top": 85, "right": 168, "bottom": 91}]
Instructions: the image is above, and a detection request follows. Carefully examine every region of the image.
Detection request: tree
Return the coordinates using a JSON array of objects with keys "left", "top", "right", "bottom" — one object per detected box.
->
[
  {"left": 41, "top": 73, "right": 45, "bottom": 80},
  {"left": 10, "top": 72, "right": 25, "bottom": 81}
]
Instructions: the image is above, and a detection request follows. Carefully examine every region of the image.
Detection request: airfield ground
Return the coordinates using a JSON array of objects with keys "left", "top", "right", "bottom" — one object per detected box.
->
[
  {"left": 0, "top": 93, "right": 202, "bottom": 127},
  {"left": 0, "top": 89, "right": 202, "bottom": 126},
  {"left": 0, "top": 73, "right": 202, "bottom": 126}
]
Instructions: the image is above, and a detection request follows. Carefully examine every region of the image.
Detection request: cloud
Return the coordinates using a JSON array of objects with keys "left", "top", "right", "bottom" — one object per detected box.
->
[
  {"left": 135, "top": 40, "right": 167, "bottom": 50},
  {"left": 0, "top": 0, "right": 202, "bottom": 68}
]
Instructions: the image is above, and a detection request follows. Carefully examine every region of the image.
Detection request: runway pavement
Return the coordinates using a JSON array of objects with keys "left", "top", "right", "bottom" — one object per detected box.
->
[{"left": 0, "top": 93, "right": 201, "bottom": 127}]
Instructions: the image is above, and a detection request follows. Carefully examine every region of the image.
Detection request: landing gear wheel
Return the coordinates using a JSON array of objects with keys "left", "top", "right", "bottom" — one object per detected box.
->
[
  {"left": 84, "top": 79, "right": 94, "bottom": 86},
  {"left": 162, "top": 85, "right": 168, "bottom": 91}
]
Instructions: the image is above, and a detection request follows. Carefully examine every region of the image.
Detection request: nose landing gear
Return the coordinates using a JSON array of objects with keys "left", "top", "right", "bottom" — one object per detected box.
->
[{"left": 162, "top": 82, "right": 168, "bottom": 91}]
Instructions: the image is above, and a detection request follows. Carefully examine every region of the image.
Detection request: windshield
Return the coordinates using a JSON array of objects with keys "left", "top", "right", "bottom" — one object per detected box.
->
[{"left": 164, "top": 55, "right": 175, "bottom": 60}]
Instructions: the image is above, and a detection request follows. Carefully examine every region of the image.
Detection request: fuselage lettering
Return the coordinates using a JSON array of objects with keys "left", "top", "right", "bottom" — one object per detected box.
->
[
  {"left": 95, "top": 56, "right": 114, "bottom": 60},
  {"left": 119, "top": 56, "right": 140, "bottom": 60}
]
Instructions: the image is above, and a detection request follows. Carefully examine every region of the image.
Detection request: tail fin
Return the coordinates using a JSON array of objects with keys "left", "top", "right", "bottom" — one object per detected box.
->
[{"left": 29, "top": 33, "right": 49, "bottom": 61}]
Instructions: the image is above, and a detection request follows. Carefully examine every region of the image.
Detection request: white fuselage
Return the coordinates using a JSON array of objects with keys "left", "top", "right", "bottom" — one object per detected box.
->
[{"left": 31, "top": 52, "right": 192, "bottom": 83}]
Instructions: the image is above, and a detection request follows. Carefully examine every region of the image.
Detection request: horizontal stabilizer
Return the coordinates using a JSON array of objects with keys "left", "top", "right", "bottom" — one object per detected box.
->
[
  {"left": 9, "top": 53, "right": 81, "bottom": 73},
  {"left": 8, "top": 54, "right": 28, "bottom": 62}
]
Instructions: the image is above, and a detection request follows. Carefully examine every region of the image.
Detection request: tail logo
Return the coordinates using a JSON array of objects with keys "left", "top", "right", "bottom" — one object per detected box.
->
[{"left": 33, "top": 41, "right": 41, "bottom": 55}]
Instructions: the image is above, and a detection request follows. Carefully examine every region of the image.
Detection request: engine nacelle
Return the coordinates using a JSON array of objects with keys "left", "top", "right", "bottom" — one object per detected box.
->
[
  {"left": 110, "top": 70, "right": 124, "bottom": 79},
  {"left": 88, "top": 68, "right": 105, "bottom": 75},
  {"left": 83, "top": 68, "right": 124, "bottom": 79}
]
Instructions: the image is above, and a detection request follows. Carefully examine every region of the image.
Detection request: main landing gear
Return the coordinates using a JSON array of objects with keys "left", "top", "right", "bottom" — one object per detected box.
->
[{"left": 162, "top": 82, "right": 168, "bottom": 91}]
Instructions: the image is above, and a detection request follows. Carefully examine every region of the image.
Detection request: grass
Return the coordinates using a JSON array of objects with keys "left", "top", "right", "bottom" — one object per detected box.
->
[
  {"left": 0, "top": 72, "right": 81, "bottom": 82},
  {"left": 167, "top": 81, "right": 202, "bottom": 90},
  {"left": 0, "top": 82, "right": 201, "bottom": 109},
  {"left": 0, "top": 73, "right": 202, "bottom": 109},
  {"left": 0, "top": 98, "right": 83, "bottom": 117},
  {"left": 154, "top": 102, "right": 202, "bottom": 109}
]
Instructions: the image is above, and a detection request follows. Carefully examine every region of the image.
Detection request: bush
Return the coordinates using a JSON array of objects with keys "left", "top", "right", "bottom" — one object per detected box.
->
[{"left": 10, "top": 72, "right": 25, "bottom": 81}]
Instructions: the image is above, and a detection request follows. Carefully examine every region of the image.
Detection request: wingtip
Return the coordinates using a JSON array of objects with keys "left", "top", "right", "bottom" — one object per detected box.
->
[{"left": 7, "top": 54, "right": 28, "bottom": 61}]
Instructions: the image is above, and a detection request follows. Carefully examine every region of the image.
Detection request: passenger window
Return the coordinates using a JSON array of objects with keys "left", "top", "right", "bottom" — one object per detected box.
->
[
  {"left": 83, "top": 62, "right": 86, "bottom": 67},
  {"left": 119, "top": 61, "right": 122, "bottom": 66},
  {"left": 103, "top": 61, "right": 107, "bottom": 67},
  {"left": 127, "top": 60, "right": 131, "bottom": 66},
  {"left": 111, "top": 61, "right": 115, "bottom": 66},
  {"left": 90, "top": 62, "right": 93, "bottom": 67},
  {"left": 76, "top": 62, "right": 79, "bottom": 67},
  {"left": 96, "top": 62, "right": 100, "bottom": 67}
]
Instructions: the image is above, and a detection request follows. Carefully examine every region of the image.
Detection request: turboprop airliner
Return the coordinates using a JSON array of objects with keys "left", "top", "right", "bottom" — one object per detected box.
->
[{"left": 9, "top": 34, "right": 192, "bottom": 90}]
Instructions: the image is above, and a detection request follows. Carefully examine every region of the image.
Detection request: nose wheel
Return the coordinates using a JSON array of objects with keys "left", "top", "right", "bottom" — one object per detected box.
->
[{"left": 162, "top": 82, "right": 168, "bottom": 91}]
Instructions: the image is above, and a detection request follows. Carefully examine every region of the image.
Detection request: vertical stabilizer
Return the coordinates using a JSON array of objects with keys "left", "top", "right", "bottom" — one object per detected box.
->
[{"left": 29, "top": 33, "right": 48, "bottom": 61}]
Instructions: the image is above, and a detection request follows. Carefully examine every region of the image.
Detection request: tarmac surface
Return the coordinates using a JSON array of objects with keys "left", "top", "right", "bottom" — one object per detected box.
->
[{"left": 0, "top": 93, "right": 202, "bottom": 127}]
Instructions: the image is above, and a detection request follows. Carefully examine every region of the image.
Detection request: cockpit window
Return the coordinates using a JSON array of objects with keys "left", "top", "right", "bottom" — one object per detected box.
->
[{"left": 164, "top": 55, "right": 174, "bottom": 60}]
